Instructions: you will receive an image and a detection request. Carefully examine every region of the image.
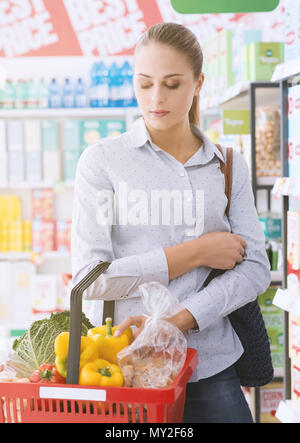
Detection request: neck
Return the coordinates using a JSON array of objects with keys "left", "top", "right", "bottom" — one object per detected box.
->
[{"left": 145, "top": 118, "right": 200, "bottom": 156}]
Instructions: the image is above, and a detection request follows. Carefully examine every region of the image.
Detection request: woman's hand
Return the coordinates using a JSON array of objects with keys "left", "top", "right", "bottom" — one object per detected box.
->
[
  {"left": 114, "top": 315, "right": 148, "bottom": 340},
  {"left": 196, "top": 231, "right": 247, "bottom": 270},
  {"left": 113, "top": 309, "right": 198, "bottom": 339}
]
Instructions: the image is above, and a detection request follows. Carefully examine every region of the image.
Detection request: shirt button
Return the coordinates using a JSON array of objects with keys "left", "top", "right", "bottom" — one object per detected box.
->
[
  {"left": 187, "top": 197, "right": 192, "bottom": 203},
  {"left": 180, "top": 172, "right": 185, "bottom": 177}
]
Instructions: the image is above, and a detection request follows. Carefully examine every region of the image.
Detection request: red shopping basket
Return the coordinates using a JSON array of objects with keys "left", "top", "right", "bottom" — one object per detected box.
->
[{"left": 0, "top": 262, "right": 198, "bottom": 423}]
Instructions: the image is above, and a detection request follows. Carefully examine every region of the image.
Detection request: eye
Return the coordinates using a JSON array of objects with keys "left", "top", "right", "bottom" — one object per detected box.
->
[
  {"left": 140, "top": 84, "right": 152, "bottom": 89},
  {"left": 165, "top": 83, "right": 180, "bottom": 89}
]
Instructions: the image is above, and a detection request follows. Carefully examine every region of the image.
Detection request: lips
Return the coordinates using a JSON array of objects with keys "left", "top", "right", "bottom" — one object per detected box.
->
[{"left": 150, "top": 110, "right": 170, "bottom": 117}]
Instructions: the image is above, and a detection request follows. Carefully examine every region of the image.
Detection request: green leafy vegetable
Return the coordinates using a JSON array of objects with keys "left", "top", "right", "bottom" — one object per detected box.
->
[{"left": 10, "top": 311, "right": 94, "bottom": 378}]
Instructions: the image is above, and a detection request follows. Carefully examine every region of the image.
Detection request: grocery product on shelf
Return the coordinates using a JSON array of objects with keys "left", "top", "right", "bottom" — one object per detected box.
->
[
  {"left": 285, "top": 0, "right": 300, "bottom": 62},
  {"left": 259, "top": 211, "right": 282, "bottom": 272},
  {"left": 243, "top": 42, "right": 284, "bottom": 82},
  {"left": 255, "top": 106, "right": 281, "bottom": 177},
  {"left": 287, "top": 211, "right": 300, "bottom": 295},
  {"left": 232, "top": 29, "right": 262, "bottom": 85},
  {"left": 48, "top": 78, "right": 61, "bottom": 109},
  {"left": 288, "top": 83, "right": 300, "bottom": 179}
]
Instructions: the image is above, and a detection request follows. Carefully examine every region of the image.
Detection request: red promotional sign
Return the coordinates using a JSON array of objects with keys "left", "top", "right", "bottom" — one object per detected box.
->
[{"left": 0, "top": 0, "right": 163, "bottom": 57}]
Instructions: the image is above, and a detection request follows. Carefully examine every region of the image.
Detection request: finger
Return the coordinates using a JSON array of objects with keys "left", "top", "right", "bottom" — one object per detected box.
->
[{"left": 113, "top": 316, "right": 136, "bottom": 337}]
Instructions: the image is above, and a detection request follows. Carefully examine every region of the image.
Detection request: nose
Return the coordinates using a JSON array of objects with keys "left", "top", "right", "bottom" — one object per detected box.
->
[{"left": 151, "top": 85, "right": 165, "bottom": 106}]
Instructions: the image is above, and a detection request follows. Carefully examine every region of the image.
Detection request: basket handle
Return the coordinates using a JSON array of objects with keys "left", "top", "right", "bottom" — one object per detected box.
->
[{"left": 66, "top": 261, "right": 111, "bottom": 385}]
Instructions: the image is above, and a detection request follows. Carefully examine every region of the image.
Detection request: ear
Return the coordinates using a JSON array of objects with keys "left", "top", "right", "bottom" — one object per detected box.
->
[{"left": 194, "top": 72, "right": 205, "bottom": 97}]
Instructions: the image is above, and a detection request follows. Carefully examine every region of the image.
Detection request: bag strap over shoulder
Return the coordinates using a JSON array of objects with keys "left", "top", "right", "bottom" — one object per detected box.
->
[{"left": 215, "top": 144, "right": 233, "bottom": 218}]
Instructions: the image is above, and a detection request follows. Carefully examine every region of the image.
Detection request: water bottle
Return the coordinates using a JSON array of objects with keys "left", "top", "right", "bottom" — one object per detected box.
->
[
  {"left": 15, "top": 80, "right": 26, "bottom": 109},
  {"left": 109, "top": 62, "right": 122, "bottom": 107},
  {"left": 49, "top": 78, "right": 61, "bottom": 108},
  {"left": 74, "top": 78, "right": 87, "bottom": 108},
  {"left": 120, "top": 60, "right": 135, "bottom": 107},
  {"left": 62, "top": 78, "right": 74, "bottom": 108},
  {"left": 37, "top": 78, "right": 49, "bottom": 109},
  {"left": 2, "top": 80, "right": 15, "bottom": 109},
  {"left": 89, "top": 62, "right": 100, "bottom": 107},
  {"left": 27, "top": 79, "right": 38, "bottom": 108}
]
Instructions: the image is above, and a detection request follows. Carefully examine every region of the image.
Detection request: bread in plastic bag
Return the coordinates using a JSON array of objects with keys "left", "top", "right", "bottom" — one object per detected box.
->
[{"left": 117, "top": 281, "right": 187, "bottom": 389}]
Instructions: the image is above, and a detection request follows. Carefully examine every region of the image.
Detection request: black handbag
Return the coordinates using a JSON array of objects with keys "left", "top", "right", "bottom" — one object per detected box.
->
[{"left": 204, "top": 146, "right": 274, "bottom": 387}]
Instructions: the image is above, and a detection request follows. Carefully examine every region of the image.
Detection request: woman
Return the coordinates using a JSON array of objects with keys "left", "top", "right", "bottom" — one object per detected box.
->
[{"left": 71, "top": 23, "right": 271, "bottom": 423}]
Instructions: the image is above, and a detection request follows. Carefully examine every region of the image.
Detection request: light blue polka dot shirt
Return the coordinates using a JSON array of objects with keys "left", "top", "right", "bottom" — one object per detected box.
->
[{"left": 71, "top": 117, "right": 271, "bottom": 382}]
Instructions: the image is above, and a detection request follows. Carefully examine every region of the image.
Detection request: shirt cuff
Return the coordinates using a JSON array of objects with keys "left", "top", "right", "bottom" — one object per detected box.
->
[
  {"left": 137, "top": 247, "right": 169, "bottom": 288},
  {"left": 180, "top": 287, "right": 220, "bottom": 333}
]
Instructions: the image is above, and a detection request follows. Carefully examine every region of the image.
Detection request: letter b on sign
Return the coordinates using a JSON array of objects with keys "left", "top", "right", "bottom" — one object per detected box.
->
[{"left": 170, "top": 0, "right": 280, "bottom": 13}]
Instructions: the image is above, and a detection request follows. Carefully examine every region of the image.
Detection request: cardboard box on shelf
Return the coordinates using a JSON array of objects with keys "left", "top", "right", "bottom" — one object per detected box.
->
[
  {"left": 7, "top": 120, "right": 24, "bottom": 183},
  {"left": 11, "top": 261, "right": 36, "bottom": 330},
  {"left": 63, "top": 150, "right": 81, "bottom": 181},
  {"left": 31, "top": 188, "right": 54, "bottom": 222},
  {"left": 288, "top": 84, "right": 300, "bottom": 179},
  {"left": 0, "top": 120, "right": 7, "bottom": 187},
  {"left": 289, "top": 313, "right": 300, "bottom": 359},
  {"left": 63, "top": 120, "right": 81, "bottom": 151},
  {"left": 24, "top": 119, "right": 42, "bottom": 182},
  {"left": 55, "top": 220, "right": 72, "bottom": 252},
  {"left": 247, "top": 42, "right": 284, "bottom": 81},
  {"left": 31, "top": 220, "right": 55, "bottom": 253},
  {"left": 31, "top": 274, "right": 59, "bottom": 320},
  {"left": 80, "top": 120, "right": 105, "bottom": 150},
  {"left": 259, "top": 287, "right": 284, "bottom": 369},
  {"left": 285, "top": 0, "right": 300, "bottom": 61},
  {"left": 218, "top": 29, "right": 234, "bottom": 90},
  {"left": 232, "top": 29, "right": 262, "bottom": 84},
  {"left": 287, "top": 266, "right": 300, "bottom": 295},
  {"left": 287, "top": 211, "right": 300, "bottom": 247},
  {"left": 41, "top": 120, "right": 60, "bottom": 182},
  {"left": 250, "top": 382, "right": 284, "bottom": 423},
  {"left": 288, "top": 243, "right": 300, "bottom": 272}
]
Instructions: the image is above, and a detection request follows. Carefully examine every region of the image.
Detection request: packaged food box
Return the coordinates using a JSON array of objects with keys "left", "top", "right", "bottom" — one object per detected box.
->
[
  {"left": 248, "top": 42, "right": 284, "bottom": 81},
  {"left": 287, "top": 211, "right": 300, "bottom": 247},
  {"left": 31, "top": 189, "right": 54, "bottom": 222}
]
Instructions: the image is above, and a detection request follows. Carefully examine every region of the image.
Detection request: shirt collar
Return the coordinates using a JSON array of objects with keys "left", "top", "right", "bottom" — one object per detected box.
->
[{"left": 128, "top": 117, "right": 225, "bottom": 166}]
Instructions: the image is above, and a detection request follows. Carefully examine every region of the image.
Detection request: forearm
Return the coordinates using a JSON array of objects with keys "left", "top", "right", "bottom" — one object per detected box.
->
[
  {"left": 167, "top": 308, "right": 198, "bottom": 332},
  {"left": 163, "top": 238, "right": 202, "bottom": 281}
]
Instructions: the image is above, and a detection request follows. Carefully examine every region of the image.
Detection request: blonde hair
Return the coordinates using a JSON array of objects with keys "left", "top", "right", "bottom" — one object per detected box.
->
[{"left": 134, "top": 22, "right": 203, "bottom": 127}]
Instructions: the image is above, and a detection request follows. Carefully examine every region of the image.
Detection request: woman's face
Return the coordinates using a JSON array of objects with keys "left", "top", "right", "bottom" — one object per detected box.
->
[{"left": 133, "top": 42, "right": 204, "bottom": 131}]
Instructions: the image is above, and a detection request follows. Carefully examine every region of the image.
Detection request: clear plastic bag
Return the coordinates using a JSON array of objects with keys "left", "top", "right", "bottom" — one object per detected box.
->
[{"left": 117, "top": 281, "right": 187, "bottom": 389}]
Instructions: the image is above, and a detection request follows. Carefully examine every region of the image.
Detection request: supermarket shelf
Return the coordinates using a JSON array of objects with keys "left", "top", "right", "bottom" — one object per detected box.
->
[
  {"left": 0, "top": 180, "right": 75, "bottom": 191},
  {"left": 271, "top": 270, "right": 283, "bottom": 283},
  {"left": 201, "top": 81, "right": 250, "bottom": 111},
  {"left": 273, "top": 289, "right": 300, "bottom": 316},
  {"left": 276, "top": 400, "right": 300, "bottom": 423},
  {"left": 201, "top": 80, "right": 280, "bottom": 112},
  {"left": 0, "top": 251, "right": 70, "bottom": 262},
  {"left": 0, "top": 107, "right": 140, "bottom": 118},
  {"left": 272, "top": 177, "right": 300, "bottom": 199},
  {"left": 272, "top": 58, "right": 300, "bottom": 82}
]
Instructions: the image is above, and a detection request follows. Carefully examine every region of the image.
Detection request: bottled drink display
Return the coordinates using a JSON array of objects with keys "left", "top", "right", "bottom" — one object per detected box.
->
[{"left": 0, "top": 60, "right": 137, "bottom": 109}]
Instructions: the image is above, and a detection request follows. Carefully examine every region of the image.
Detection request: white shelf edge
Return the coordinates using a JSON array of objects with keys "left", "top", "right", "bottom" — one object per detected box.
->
[
  {"left": 276, "top": 400, "right": 300, "bottom": 423},
  {"left": 273, "top": 288, "right": 300, "bottom": 316},
  {"left": 0, "top": 251, "right": 70, "bottom": 262},
  {"left": 271, "top": 270, "right": 283, "bottom": 282},
  {"left": 0, "top": 180, "right": 74, "bottom": 190},
  {"left": 272, "top": 58, "right": 300, "bottom": 82},
  {"left": 0, "top": 107, "right": 140, "bottom": 118},
  {"left": 201, "top": 81, "right": 251, "bottom": 111},
  {"left": 271, "top": 177, "right": 300, "bottom": 199}
]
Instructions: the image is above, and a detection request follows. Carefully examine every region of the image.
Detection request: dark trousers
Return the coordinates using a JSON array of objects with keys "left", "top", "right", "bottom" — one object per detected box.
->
[{"left": 183, "top": 364, "right": 254, "bottom": 423}]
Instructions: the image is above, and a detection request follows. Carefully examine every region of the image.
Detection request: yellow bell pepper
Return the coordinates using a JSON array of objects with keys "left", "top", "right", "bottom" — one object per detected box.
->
[
  {"left": 54, "top": 332, "right": 99, "bottom": 378},
  {"left": 88, "top": 317, "right": 133, "bottom": 364},
  {"left": 79, "top": 358, "right": 124, "bottom": 387}
]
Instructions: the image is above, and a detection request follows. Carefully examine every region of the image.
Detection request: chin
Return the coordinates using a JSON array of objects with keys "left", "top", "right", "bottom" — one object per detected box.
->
[{"left": 147, "top": 115, "right": 178, "bottom": 131}]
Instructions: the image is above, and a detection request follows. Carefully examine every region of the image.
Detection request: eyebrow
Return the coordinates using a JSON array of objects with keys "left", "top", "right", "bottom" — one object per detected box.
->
[{"left": 137, "top": 73, "right": 184, "bottom": 79}]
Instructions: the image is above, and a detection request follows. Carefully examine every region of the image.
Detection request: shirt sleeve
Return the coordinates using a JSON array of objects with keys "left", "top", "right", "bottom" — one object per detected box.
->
[
  {"left": 180, "top": 149, "right": 271, "bottom": 332},
  {"left": 71, "top": 142, "right": 169, "bottom": 301}
]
